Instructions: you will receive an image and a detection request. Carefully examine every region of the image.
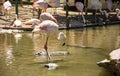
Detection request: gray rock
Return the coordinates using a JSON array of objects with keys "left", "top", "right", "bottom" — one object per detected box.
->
[{"left": 97, "top": 48, "right": 120, "bottom": 76}]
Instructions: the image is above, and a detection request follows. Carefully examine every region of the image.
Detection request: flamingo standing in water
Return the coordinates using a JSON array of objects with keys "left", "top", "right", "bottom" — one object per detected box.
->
[
  {"left": 32, "top": 20, "right": 66, "bottom": 62},
  {"left": 40, "top": 12, "right": 57, "bottom": 23},
  {"left": 115, "top": 8, "right": 120, "bottom": 20},
  {"left": 3, "top": 0, "right": 12, "bottom": 19},
  {"left": 75, "top": 1, "right": 86, "bottom": 23}
]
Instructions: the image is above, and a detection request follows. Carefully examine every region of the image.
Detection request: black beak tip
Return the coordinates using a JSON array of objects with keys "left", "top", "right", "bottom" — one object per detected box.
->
[{"left": 62, "top": 42, "right": 66, "bottom": 46}]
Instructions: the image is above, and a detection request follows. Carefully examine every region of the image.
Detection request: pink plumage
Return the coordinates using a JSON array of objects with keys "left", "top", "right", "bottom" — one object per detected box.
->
[
  {"left": 40, "top": 12, "right": 57, "bottom": 23},
  {"left": 33, "top": 0, "right": 48, "bottom": 12}
]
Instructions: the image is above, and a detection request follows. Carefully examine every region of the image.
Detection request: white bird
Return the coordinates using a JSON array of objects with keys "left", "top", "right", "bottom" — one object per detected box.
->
[
  {"left": 75, "top": 2, "right": 86, "bottom": 23},
  {"left": 40, "top": 12, "right": 57, "bottom": 23},
  {"left": 12, "top": 15, "right": 22, "bottom": 27},
  {"left": 45, "top": 0, "right": 60, "bottom": 14},
  {"left": 115, "top": 8, "right": 120, "bottom": 20},
  {"left": 3, "top": 1, "right": 12, "bottom": 19},
  {"left": 105, "top": 0, "right": 113, "bottom": 11},
  {"left": 32, "top": 20, "right": 66, "bottom": 62}
]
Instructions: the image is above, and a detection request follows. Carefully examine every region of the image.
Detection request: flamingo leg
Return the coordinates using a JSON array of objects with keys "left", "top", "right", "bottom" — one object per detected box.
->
[
  {"left": 44, "top": 35, "right": 51, "bottom": 63},
  {"left": 81, "top": 11, "right": 86, "bottom": 24}
]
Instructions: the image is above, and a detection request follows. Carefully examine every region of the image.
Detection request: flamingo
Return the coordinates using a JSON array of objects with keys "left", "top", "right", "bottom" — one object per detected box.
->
[
  {"left": 12, "top": 15, "right": 22, "bottom": 27},
  {"left": 87, "top": 0, "right": 103, "bottom": 22},
  {"left": 3, "top": 0, "right": 12, "bottom": 19},
  {"left": 40, "top": 12, "right": 57, "bottom": 23},
  {"left": 45, "top": 0, "right": 60, "bottom": 14},
  {"left": 32, "top": 0, "right": 48, "bottom": 13},
  {"left": 105, "top": 0, "right": 113, "bottom": 11},
  {"left": 115, "top": 8, "right": 120, "bottom": 20},
  {"left": 75, "top": 2, "right": 86, "bottom": 23},
  {"left": 23, "top": 18, "right": 41, "bottom": 25},
  {"left": 32, "top": 20, "right": 66, "bottom": 62}
]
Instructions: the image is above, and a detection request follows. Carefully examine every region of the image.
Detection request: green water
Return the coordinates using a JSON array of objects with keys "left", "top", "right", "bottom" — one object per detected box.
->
[{"left": 0, "top": 25, "right": 120, "bottom": 76}]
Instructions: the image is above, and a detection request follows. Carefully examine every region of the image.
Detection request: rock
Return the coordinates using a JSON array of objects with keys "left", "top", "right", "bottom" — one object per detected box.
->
[
  {"left": 44, "top": 63, "right": 58, "bottom": 70},
  {"left": 35, "top": 51, "right": 69, "bottom": 56},
  {"left": 97, "top": 48, "right": 120, "bottom": 76},
  {"left": 109, "top": 48, "right": 120, "bottom": 60}
]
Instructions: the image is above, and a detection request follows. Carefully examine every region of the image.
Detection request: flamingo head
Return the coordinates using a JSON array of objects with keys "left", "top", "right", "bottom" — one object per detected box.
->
[
  {"left": 115, "top": 8, "right": 120, "bottom": 13},
  {"left": 57, "top": 32, "right": 66, "bottom": 46},
  {"left": 57, "top": 32, "right": 66, "bottom": 40}
]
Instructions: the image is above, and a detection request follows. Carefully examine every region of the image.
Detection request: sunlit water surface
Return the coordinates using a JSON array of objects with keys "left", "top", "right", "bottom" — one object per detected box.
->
[{"left": 0, "top": 25, "right": 120, "bottom": 76}]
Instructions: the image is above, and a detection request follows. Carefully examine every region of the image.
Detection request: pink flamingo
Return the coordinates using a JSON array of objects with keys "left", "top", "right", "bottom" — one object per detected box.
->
[
  {"left": 105, "top": 0, "right": 113, "bottom": 11},
  {"left": 32, "top": 20, "right": 66, "bottom": 62},
  {"left": 32, "top": 0, "right": 48, "bottom": 12},
  {"left": 32, "top": 0, "right": 48, "bottom": 18},
  {"left": 87, "top": 0, "right": 103, "bottom": 12},
  {"left": 3, "top": 1, "right": 12, "bottom": 19},
  {"left": 45, "top": 0, "right": 60, "bottom": 14},
  {"left": 23, "top": 18, "right": 41, "bottom": 25},
  {"left": 75, "top": 2, "right": 86, "bottom": 23},
  {"left": 40, "top": 12, "right": 57, "bottom": 23},
  {"left": 87, "top": 0, "right": 103, "bottom": 22}
]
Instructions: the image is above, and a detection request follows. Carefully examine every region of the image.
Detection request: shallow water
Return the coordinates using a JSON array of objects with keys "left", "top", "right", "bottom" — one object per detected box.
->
[{"left": 0, "top": 25, "right": 120, "bottom": 76}]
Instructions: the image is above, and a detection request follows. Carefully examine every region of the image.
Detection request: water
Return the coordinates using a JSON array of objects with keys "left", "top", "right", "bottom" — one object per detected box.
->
[{"left": 0, "top": 25, "right": 119, "bottom": 76}]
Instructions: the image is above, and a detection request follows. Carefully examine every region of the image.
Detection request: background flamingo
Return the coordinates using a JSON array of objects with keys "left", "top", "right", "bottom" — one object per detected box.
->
[
  {"left": 32, "top": 20, "right": 66, "bottom": 62},
  {"left": 105, "top": 0, "right": 113, "bottom": 11},
  {"left": 75, "top": 2, "right": 86, "bottom": 23},
  {"left": 23, "top": 18, "right": 41, "bottom": 25},
  {"left": 32, "top": 0, "right": 48, "bottom": 18},
  {"left": 116, "top": 8, "right": 120, "bottom": 20},
  {"left": 45, "top": 0, "right": 60, "bottom": 14},
  {"left": 88, "top": 0, "right": 103, "bottom": 12},
  {"left": 40, "top": 12, "right": 57, "bottom": 23},
  {"left": 12, "top": 15, "right": 22, "bottom": 27},
  {"left": 87, "top": 0, "right": 103, "bottom": 22},
  {"left": 33, "top": 0, "right": 48, "bottom": 12},
  {"left": 3, "top": 0, "right": 12, "bottom": 19}
]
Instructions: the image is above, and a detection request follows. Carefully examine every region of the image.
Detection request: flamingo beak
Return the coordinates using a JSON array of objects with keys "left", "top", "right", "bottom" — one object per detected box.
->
[{"left": 62, "top": 42, "right": 66, "bottom": 46}]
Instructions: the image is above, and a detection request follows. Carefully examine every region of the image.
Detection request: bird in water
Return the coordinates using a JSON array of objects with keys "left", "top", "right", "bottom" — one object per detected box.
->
[{"left": 32, "top": 20, "right": 66, "bottom": 62}]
